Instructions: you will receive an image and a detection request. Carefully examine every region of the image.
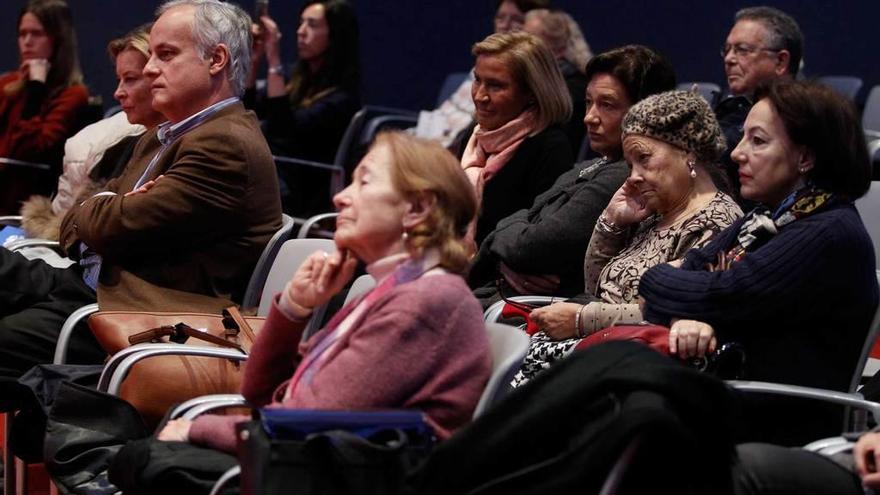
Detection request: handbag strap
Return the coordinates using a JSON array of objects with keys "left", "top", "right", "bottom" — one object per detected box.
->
[
  {"left": 223, "top": 305, "right": 257, "bottom": 344},
  {"left": 127, "top": 323, "right": 245, "bottom": 353}
]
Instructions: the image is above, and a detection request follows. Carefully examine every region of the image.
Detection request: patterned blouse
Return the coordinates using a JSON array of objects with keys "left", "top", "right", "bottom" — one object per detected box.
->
[{"left": 585, "top": 191, "right": 743, "bottom": 304}]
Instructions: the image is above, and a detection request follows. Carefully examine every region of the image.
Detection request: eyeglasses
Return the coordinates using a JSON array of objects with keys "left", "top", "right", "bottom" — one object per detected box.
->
[{"left": 720, "top": 43, "right": 781, "bottom": 59}]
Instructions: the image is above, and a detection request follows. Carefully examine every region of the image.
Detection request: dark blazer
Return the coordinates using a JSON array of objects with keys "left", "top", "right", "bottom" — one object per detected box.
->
[
  {"left": 470, "top": 157, "right": 629, "bottom": 296},
  {"left": 60, "top": 101, "right": 283, "bottom": 312},
  {"left": 475, "top": 125, "right": 573, "bottom": 245}
]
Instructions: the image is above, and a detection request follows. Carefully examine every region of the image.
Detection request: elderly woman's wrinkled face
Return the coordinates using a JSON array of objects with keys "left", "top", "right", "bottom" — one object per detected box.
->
[
  {"left": 584, "top": 73, "right": 631, "bottom": 160},
  {"left": 494, "top": 1, "right": 525, "bottom": 33},
  {"left": 472, "top": 54, "right": 531, "bottom": 131},
  {"left": 623, "top": 134, "right": 693, "bottom": 214},
  {"left": 732, "top": 99, "right": 808, "bottom": 207},
  {"left": 333, "top": 144, "right": 409, "bottom": 263}
]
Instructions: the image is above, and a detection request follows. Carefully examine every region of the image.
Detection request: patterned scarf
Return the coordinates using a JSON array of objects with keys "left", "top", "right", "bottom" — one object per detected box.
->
[
  {"left": 720, "top": 185, "right": 836, "bottom": 266},
  {"left": 285, "top": 252, "right": 440, "bottom": 397}
]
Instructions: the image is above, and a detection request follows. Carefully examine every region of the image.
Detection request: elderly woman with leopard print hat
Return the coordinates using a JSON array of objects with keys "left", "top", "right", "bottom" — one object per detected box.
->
[{"left": 513, "top": 90, "right": 742, "bottom": 385}]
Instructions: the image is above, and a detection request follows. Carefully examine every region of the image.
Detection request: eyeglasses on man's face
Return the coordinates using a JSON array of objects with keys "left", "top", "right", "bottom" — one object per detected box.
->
[{"left": 720, "top": 43, "right": 781, "bottom": 59}]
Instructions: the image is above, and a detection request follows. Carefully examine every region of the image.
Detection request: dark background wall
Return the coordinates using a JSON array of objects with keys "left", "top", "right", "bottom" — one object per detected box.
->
[{"left": 2, "top": 0, "right": 877, "bottom": 113}]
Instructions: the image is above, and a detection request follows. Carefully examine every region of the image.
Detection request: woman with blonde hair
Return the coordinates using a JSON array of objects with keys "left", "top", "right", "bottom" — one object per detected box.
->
[
  {"left": 112, "top": 131, "right": 492, "bottom": 494},
  {"left": 0, "top": 0, "right": 88, "bottom": 214},
  {"left": 463, "top": 30, "right": 574, "bottom": 245}
]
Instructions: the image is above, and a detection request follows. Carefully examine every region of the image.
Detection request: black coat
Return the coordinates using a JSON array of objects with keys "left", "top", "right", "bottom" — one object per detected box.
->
[
  {"left": 474, "top": 125, "right": 573, "bottom": 245},
  {"left": 470, "top": 157, "right": 629, "bottom": 296}
]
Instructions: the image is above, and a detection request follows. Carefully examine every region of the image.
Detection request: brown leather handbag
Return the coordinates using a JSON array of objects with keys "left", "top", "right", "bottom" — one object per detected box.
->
[{"left": 88, "top": 306, "right": 265, "bottom": 427}]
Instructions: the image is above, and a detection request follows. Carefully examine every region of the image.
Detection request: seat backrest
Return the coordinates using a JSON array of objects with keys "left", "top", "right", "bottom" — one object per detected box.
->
[
  {"left": 817, "top": 75, "right": 863, "bottom": 102},
  {"left": 855, "top": 182, "right": 880, "bottom": 267},
  {"left": 864, "top": 85, "right": 880, "bottom": 132},
  {"left": 241, "top": 214, "right": 295, "bottom": 310},
  {"left": 435, "top": 71, "right": 470, "bottom": 107},
  {"left": 473, "top": 322, "right": 529, "bottom": 417},
  {"left": 296, "top": 212, "right": 338, "bottom": 239},
  {"left": 345, "top": 274, "right": 376, "bottom": 305},
  {"left": 258, "top": 238, "right": 336, "bottom": 316},
  {"left": 676, "top": 81, "right": 721, "bottom": 105}
]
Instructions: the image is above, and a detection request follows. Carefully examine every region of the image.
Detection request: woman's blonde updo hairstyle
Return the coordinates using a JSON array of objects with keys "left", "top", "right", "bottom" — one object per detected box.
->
[{"left": 375, "top": 131, "right": 477, "bottom": 275}]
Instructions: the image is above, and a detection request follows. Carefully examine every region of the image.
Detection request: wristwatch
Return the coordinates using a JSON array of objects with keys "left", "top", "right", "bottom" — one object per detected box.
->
[{"left": 268, "top": 64, "right": 284, "bottom": 76}]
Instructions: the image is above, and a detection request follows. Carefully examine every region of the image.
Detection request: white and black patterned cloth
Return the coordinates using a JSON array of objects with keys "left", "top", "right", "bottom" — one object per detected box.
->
[{"left": 511, "top": 332, "right": 580, "bottom": 387}]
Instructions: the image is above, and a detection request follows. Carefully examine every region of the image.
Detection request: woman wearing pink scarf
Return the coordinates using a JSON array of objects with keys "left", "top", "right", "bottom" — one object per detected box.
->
[{"left": 461, "top": 31, "right": 574, "bottom": 246}]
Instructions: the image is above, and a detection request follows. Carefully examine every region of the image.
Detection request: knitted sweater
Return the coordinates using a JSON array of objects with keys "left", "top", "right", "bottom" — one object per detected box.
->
[
  {"left": 640, "top": 204, "right": 879, "bottom": 391},
  {"left": 189, "top": 273, "right": 491, "bottom": 453}
]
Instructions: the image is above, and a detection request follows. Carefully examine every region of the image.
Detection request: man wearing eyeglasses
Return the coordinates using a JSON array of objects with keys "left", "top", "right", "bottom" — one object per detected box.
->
[{"left": 715, "top": 6, "right": 803, "bottom": 208}]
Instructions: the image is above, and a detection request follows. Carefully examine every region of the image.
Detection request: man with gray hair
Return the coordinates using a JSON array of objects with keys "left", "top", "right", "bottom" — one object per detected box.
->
[
  {"left": 0, "top": 0, "right": 281, "bottom": 393},
  {"left": 714, "top": 6, "right": 803, "bottom": 207}
]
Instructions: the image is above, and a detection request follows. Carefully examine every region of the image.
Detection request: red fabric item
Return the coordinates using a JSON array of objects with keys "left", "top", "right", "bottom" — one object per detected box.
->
[
  {"left": 870, "top": 336, "right": 880, "bottom": 359},
  {"left": 0, "top": 72, "right": 88, "bottom": 213},
  {"left": 0, "top": 72, "right": 88, "bottom": 161},
  {"left": 574, "top": 324, "right": 671, "bottom": 355},
  {"left": 500, "top": 302, "right": 541, "bottom": 335}
]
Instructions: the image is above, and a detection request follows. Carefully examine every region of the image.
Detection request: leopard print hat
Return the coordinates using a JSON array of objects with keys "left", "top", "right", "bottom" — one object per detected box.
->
[{"left": 622, "top": 90, "right": 726, "bottom": 163}]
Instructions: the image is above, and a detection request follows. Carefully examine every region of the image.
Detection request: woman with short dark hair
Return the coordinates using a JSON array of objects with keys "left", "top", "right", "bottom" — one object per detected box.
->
[{"left": 468, "top": 45, "right": 675, "bottom": 305}]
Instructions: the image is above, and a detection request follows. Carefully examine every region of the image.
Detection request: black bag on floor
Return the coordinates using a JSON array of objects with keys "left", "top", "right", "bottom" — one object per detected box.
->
[
  {"left": 44, "top": 380, "right": 149, "bottom": 494},
  {"left": 404, "top": 341, "right": 745, "bottom": 495},
  {"left": 238, "top": 409, "right": 435, "bottom": 495}
]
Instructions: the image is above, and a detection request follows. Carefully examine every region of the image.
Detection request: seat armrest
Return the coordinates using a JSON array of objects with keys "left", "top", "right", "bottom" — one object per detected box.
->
[
  {"left": 6, "top": 239, "right": 61, "bottom": 253},
  {"left": 727, "top": 380, "right": 880, "bottom": 432},
  {"left": 0, "top": 215, "right": 23, "bottom": 227},
  {"left": 98, "top": 343, "right": 248, "bottom": 395},
  {"left": 53, "top": 303, "right": 100, "bottom": 364},
  {"left": 170, "top": 394, "right": 250, "bottom": 420}
]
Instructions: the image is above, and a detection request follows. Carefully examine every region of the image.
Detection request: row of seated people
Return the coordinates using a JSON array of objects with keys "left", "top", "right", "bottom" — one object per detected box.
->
[{"left": 0, "top": 1, "right": 877, "bottom": 494}]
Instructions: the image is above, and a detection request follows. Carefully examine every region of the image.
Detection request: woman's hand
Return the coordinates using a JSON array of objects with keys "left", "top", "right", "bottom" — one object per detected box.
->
[
  {"left": 250, "top": 22, "right": 266, "bottom": 65},
  {"left": 855, "top": 432, "right": 880, "bottom": 488},
  {"left": 499, "top": 262, "right": 560, "bottom": 295},
  {"left": 157, "top": 418, "right": 193, "bottom": 442},
  {"left": 286, "top": 249, "right": 357, "bottom": 313},
  {"left": 20, "top": 58, "right": 49, "bottom": 83},
  {"left": 669, "top": 319, "right": 716, "bottom": 359},
  {"left": 603, "top": 178, "right": 652, "bottom": 228},
  {"left": 530, "top": 302, "right": 581, "bottom": 340},
  {"left": 258, "top": 15, "right": 283, "bottom": 67}
]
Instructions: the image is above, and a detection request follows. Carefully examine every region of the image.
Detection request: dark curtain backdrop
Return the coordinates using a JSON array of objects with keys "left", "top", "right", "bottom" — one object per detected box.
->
[{"left": 1, "top": 1, "right": 876, "bottom": 113}]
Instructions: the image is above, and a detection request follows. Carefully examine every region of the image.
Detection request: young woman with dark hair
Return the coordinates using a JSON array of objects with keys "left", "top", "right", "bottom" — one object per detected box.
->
[
  {"left": 0, "top": 0, "right": 88, "bottom": 213},
  {"left": 246, "top": 0, "right": 361, "bottom": 217}
]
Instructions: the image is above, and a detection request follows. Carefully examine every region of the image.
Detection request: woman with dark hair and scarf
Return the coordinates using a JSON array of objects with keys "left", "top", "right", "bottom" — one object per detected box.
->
[{"left": 639, "top": 80, "right": 877, "bottom": 445}]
